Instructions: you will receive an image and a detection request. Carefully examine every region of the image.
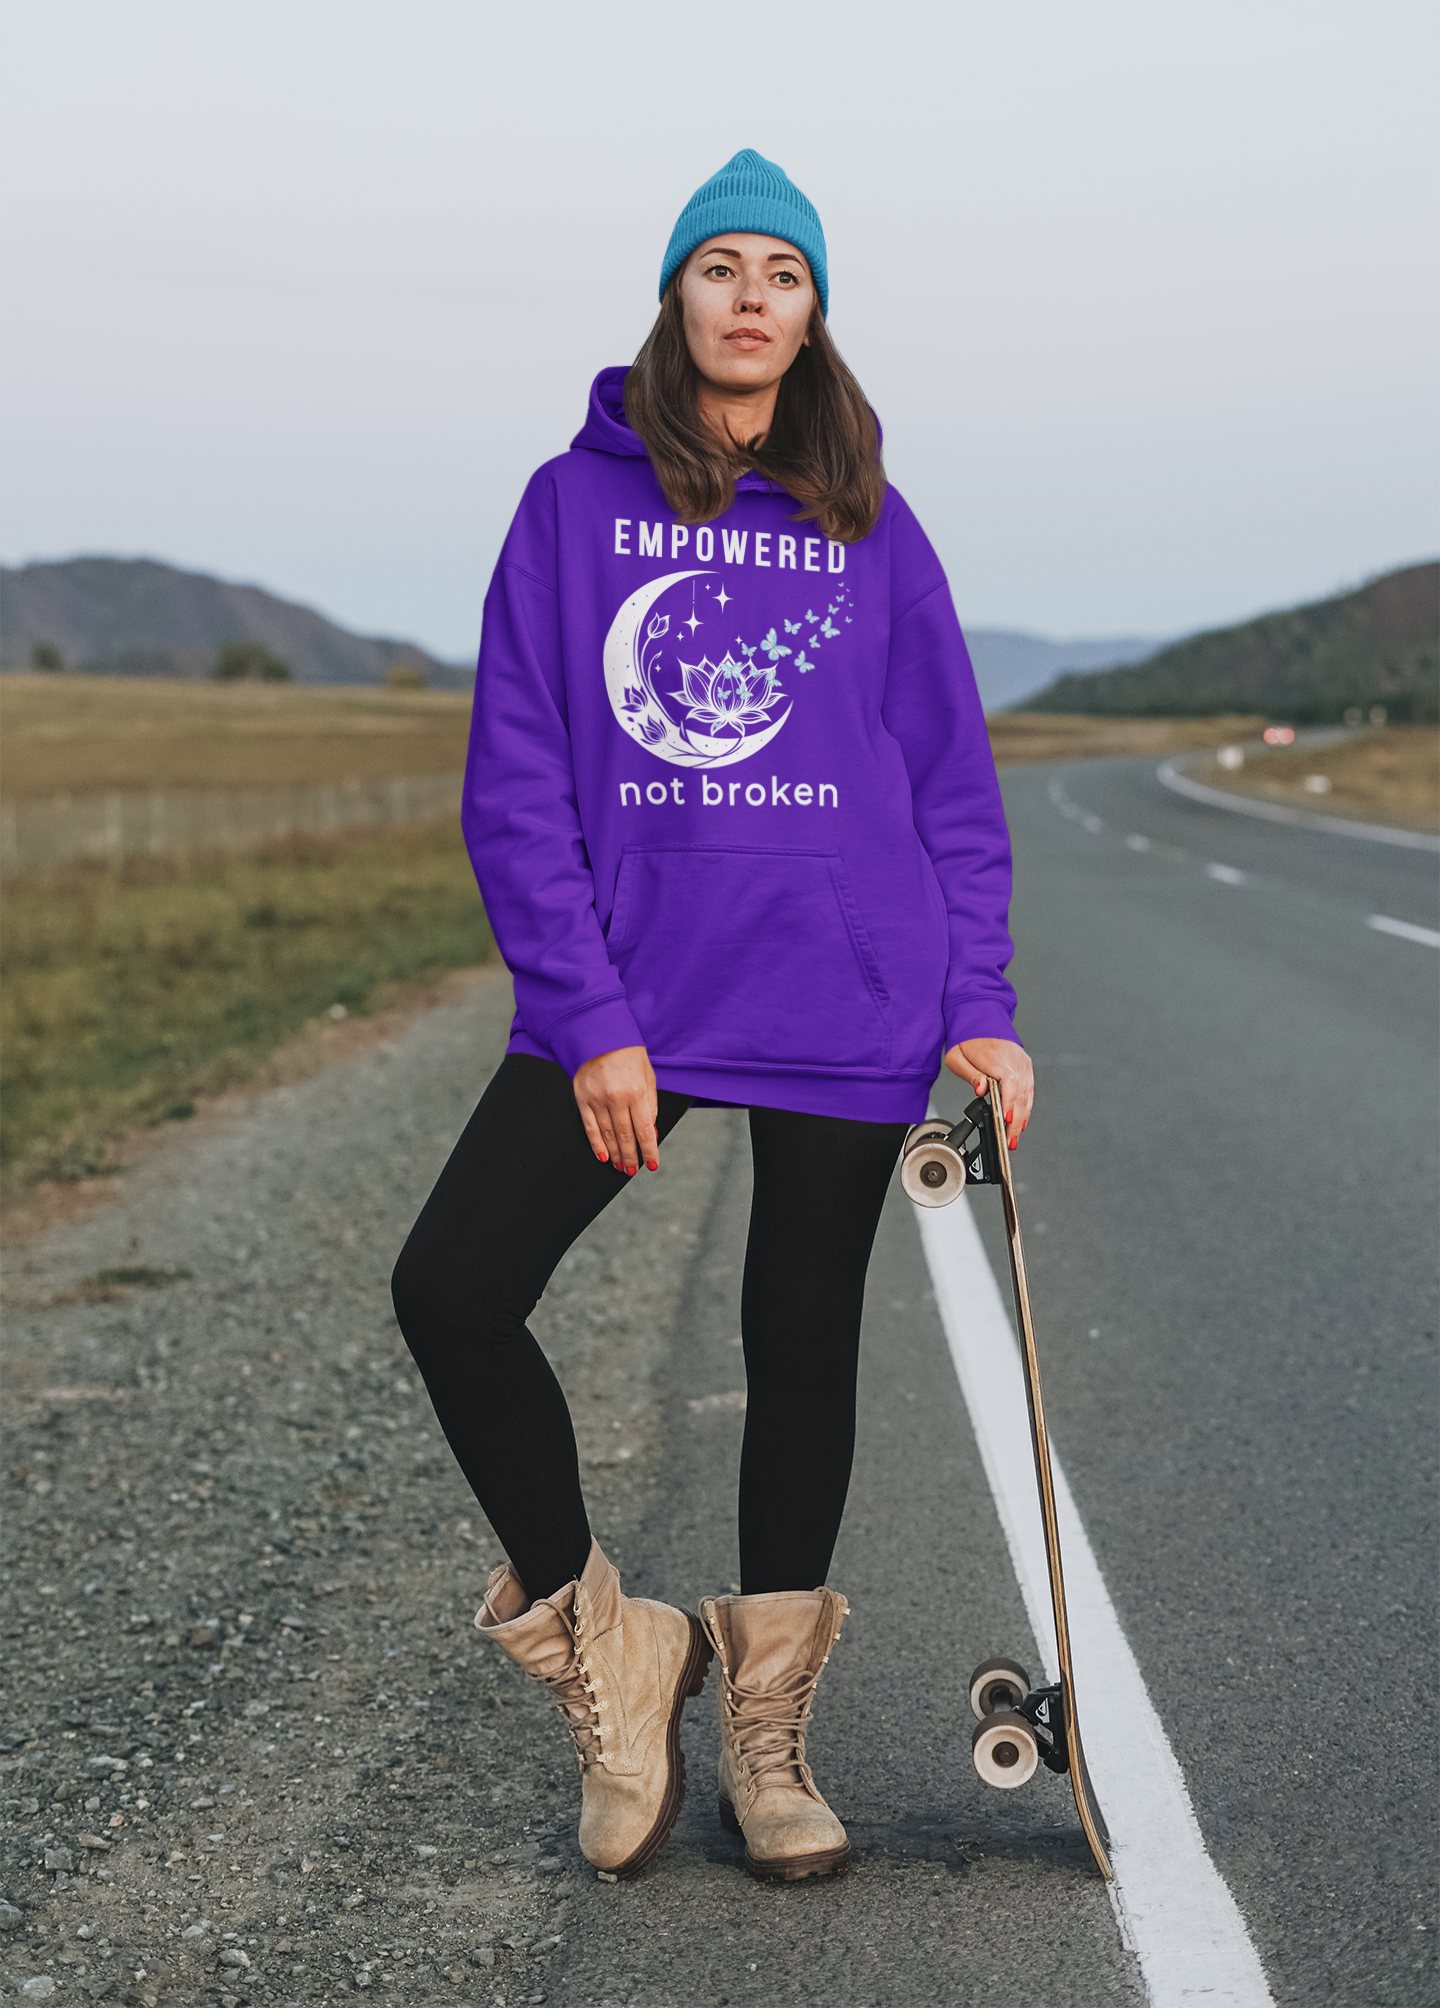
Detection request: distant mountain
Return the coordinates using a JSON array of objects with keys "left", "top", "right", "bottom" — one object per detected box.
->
[
  {"left": 1019, "top": 562, "right": 1439, "bottom": 722},
  {"left": 0, "top": 556, "right": 473, "bottom": 688},
  {"left": 963, "top": 629, "right": 1167, "bottom": 713}
]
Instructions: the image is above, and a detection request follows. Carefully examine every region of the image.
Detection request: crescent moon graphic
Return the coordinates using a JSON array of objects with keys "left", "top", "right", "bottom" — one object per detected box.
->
[{"left": 602, "top": 568, "right": 793, "bottom": 770}]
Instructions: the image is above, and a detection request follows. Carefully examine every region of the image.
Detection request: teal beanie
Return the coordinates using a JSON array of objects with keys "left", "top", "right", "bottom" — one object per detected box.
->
[{"left": 659, "top": 149, "right": 828, "bottom": 318}]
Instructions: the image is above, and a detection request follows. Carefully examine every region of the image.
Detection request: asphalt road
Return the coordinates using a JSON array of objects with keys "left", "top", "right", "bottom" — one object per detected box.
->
[
  {"left": 2, "top": 754, "right": 1434, "bottom": 2007},
  {"left": 955, "top": 756, "right": 1438, "bottom": 2006}
]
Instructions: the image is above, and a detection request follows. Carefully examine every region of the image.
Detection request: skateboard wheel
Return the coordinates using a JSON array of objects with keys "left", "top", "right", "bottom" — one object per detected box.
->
[
  {"left": 971, "top": 1709, "right": 1040, "bottom": 1789},
  {"left": 900, "top": 1124, "right": 967, "bottom": 1208},
  {"left": 967, "top": 1656, "right": 1031, "bottom": 1721}
]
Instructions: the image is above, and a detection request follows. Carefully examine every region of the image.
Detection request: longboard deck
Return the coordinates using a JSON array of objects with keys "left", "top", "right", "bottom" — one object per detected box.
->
[{"left": 988, "top": 1081, "right": 1114, "bottom": 1881}]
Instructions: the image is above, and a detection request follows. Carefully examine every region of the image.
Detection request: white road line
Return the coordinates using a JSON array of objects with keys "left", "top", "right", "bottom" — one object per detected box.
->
[
  {"left": 1367, "top": 912, "right": 1440, "bottom": 948},
  {"left": 1157, "top": 758, "right": 1440, "bottom": 852},
  {"left": 1205, "top": 862, "right": 1247, "bottom": 885},
  {"left": 919, "top": 1195, "right": 1274, "bottom": 2007}
]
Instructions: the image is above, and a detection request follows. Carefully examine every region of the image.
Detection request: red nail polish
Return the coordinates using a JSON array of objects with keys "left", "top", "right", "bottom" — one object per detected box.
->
[{"left": 646, "top": 1160, "right": 658, "bottom": 1171}]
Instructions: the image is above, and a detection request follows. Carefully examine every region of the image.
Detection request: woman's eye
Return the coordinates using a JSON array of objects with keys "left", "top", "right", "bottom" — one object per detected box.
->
[
  {"left": 704, "top": 263, "right": 733, "bottom": 279},
  {"left": 774, "top": 271, "right": 798, "bottom": 285}
]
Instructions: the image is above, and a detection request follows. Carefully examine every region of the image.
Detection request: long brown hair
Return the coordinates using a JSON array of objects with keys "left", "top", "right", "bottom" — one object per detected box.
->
[{"left": 623, "top": 282, "right": 885, "bottom": 544}]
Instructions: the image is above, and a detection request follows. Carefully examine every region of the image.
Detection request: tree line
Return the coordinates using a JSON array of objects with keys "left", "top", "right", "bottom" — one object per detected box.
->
[{"left": 27, "top": 642, "right": 428, "bottom": 688}]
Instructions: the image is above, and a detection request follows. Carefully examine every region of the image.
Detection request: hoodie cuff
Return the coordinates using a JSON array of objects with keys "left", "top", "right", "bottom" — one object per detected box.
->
[
  {"left": 542, "top": 997, "right": 647, "bottom": 1078},
  {"left": 943, "top": 1000, "right": 1020, "bottom": 1053}
]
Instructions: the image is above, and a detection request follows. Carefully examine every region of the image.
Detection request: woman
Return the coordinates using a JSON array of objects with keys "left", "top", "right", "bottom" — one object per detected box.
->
[{"left": 392, "top": 149, "right": 1032, "bottom": 1885}]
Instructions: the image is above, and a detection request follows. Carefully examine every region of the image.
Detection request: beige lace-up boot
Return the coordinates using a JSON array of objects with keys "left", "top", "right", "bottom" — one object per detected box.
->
[
  {"left": 475, "top": 1540, "right": 710, "bottom": 1878},
  {"left": 698, "top": 1587, "right": 851, "bottom": 1881}
]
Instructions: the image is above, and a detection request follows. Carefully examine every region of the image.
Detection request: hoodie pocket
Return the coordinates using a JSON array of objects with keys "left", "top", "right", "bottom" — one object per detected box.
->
[{"left": 607, "top": 845, "right": 892, "bottom": 1073}]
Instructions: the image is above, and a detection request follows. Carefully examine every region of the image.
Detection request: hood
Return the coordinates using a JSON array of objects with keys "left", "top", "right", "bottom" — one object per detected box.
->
[
  {"left": 569, "top": 367, "right": 773, "bottom": 493},
  {"left": 571, "top": 367, "right": 647, "bottom": 457}
]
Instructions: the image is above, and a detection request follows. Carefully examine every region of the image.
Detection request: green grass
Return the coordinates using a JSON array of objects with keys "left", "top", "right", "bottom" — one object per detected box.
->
[{"left": 0, "top": 817, "right": 493, "bottom": 1191}]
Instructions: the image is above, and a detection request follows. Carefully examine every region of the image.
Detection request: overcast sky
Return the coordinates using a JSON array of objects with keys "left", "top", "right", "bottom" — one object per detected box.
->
[{"left": 3, "top": 0, "right": 1435, "bottom": 661}]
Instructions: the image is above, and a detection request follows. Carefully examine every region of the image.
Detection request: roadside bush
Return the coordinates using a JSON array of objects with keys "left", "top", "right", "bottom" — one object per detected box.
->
[{"left": 214, "top": 640, "right": 292, "bottom": 682}]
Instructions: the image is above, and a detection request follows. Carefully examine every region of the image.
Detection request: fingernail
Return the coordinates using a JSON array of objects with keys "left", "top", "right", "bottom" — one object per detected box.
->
[
  {"left": 646, "top": 1160, "right": 658, "bottom": 1172},
  {"left": 1005, "top": 1109, "right": 1013, "bottom": 1122},
  {"left": 626, "top": 1165, "right": 637, "bottom": 1177},
  {"left": 1009, "top": 1138, "right": 1017, "bottom": 1150}
]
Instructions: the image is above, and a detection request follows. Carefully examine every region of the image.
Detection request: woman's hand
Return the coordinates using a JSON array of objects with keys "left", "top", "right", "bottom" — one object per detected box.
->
[
  {"left": 573, "top": 1046, "right": 659, "bottom": 1175},
  {"left": 944, "top": 1038, "right": 1034, "bottom": 1150}
]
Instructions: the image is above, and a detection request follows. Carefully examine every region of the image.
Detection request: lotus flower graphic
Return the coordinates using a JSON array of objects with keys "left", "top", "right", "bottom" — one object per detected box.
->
[{"left": 670, "top": 653, "right": 786, "bottom": 741}]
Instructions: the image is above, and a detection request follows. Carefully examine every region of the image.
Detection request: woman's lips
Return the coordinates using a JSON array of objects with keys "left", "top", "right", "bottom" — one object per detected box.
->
[{"left": 725, "top": 328, "right": 770, "bottom": 346}]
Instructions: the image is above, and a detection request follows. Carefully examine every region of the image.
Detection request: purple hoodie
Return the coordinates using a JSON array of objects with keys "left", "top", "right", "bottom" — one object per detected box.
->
[{"left": 462, "top": 367, "right": 1017, "bottom": 1124}]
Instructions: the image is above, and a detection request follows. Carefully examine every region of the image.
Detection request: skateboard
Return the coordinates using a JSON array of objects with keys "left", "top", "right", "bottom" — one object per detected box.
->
[{"left": 901, "top": 1082, "right": 1114, "bottom": 1880}]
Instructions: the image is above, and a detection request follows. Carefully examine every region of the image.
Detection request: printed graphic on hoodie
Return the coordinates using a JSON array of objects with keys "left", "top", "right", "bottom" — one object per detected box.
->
[{"left": 603, "top": 569, "right": 853, "bottom": 769}]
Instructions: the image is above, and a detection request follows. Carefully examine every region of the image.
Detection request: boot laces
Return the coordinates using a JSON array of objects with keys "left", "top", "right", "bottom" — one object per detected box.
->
[
  {"left": 725, "top": 1667, "right": 817, "bottom": 1786},
  {"left": 537, "top": 1604, "right": 605, "bottom": 1770}
]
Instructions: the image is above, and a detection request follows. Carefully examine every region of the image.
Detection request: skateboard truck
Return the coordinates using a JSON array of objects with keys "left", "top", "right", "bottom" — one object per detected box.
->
[
  {"left": 966, "top": 1657, "right": 1069, "bottom": 1788},
  {"left": 902, "top": 1083, "right": 1115, "bottom": 1879},
  {"left": 898, "top": 1093, "right": 1006, "bottom": 1206}
]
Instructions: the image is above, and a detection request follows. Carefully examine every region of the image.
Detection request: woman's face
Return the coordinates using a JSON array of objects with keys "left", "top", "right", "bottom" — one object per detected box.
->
[{"left": 678, "top": 233, "right": 814, "bottom": 395}]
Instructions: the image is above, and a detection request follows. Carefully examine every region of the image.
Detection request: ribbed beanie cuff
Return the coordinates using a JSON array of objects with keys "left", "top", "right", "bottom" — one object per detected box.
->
[{"left": 659, "top": 149, "right": 828, "bottom": 317}]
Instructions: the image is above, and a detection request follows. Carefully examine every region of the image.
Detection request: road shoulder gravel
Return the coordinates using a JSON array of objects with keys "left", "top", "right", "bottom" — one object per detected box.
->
[{"left": 2, "top": 965, "right": 1141, "bottom": 2007}]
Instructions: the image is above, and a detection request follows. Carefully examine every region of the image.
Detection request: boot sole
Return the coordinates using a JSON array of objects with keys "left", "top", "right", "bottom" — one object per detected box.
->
[
  {"left": 603, "top": 1613, "right": 713, "bottom": 1882},
  {"left": 718, "top": 1795, "right": 853, "bottom": 1882}
]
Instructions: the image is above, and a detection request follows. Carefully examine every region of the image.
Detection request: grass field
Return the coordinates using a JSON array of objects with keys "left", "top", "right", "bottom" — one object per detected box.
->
[
  {"left": 0, "top": 674, "right": 472, "bottom": 800},
  {"left": 1196, "top": 725, "right": 1439, "bottom": 830},
  {"left": 0, "top": 819, "right": 492, "bottom": 1193},
  {"left": 984, "top": 711, "right": 1265, "bottom": 766}
]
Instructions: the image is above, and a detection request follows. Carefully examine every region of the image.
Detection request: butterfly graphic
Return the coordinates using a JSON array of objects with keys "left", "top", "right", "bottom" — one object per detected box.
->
[
  {"left": 783, "top": 618, "right": 803, "bottom": 634},
  {"left": 819, "top": 617, "right": 840, "bottom": 639},
  {"left": 759, "top": 627, "right": 793, "bottom": 663}
]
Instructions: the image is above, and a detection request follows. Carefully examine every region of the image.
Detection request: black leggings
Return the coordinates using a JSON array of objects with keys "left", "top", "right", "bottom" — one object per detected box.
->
[{"left": 391, "top": 1054, "right": 906, "bottom": 1601}]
